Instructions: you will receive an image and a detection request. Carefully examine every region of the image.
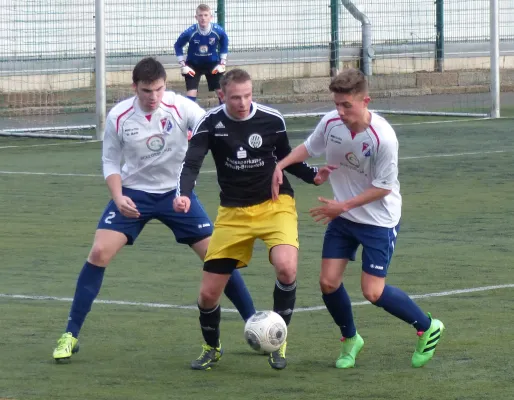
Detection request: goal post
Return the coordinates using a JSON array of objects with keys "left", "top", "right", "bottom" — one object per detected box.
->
[{"left": 336, "top": 0, "right": 503, "bottom": 118}]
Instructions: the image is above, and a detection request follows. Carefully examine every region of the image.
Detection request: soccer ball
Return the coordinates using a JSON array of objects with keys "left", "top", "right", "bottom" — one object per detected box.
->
[{"left": 244, "top": 311, "right": 287, "bottom": 353}]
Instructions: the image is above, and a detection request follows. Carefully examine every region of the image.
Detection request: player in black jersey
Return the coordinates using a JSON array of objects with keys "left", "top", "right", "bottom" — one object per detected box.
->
[{"left": 174, "top": 68, "right": 335, "bottom": 370}]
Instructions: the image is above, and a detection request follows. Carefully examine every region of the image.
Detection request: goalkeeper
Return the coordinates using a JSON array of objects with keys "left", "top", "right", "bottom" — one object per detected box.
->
[{"left": 174, "top": 4, "right": 228, "bottom": 104}]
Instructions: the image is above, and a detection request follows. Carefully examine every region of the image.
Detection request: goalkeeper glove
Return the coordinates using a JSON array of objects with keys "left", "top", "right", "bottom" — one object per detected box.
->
[
  {"left": 180, "top": 62, "right": 196, "bottom": 77},
  {"left": 212, "top": 60, "right": 226, "bottom": 75}
]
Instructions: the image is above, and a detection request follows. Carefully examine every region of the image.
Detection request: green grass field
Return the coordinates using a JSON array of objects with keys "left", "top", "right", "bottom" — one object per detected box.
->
[{"left": 0, "top": 115, "right": 513, "bottom": 400}]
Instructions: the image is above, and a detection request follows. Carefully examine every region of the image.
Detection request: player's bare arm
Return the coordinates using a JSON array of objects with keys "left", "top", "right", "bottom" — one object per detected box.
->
[
  {"left": 310, "top": 186, "right": 391, "bottom": 224},
  {"left": 272, "top": 143, "right": 336, "bottom": 200}
]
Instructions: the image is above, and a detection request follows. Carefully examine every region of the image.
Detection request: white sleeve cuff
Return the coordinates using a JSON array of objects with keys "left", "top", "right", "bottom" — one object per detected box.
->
[
  {"left": 103, "top": 164, "right": 121, "bottom": 180},
  {"left": 304, "top": 140, "right": 320, "bottom": 158}
]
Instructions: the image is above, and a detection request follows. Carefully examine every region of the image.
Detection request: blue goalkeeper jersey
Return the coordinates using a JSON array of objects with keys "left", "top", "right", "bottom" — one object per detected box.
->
[{"left": 174, "top": 23, "right": 228, "bottom": 65}]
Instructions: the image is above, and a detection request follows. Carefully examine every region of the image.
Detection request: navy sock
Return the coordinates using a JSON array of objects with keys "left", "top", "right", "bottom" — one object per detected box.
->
[
  {"left": 322, "top": 284, "right": 356, "bottom": 338},
  {"left": 199, "top": 304, "right": 221, "bottom": 348},
  {"left": 273, "top": 279, "right": 297, "bottom": 326},
  {"left": 373, "top": 285, "right": 431, "bottom": 332},
  {"left": 66, "top": 261, "right": 105, "bottom": 337},
  {"left": 224, "top": 269, "right": 256, "bottom": 321},
  {"left": 186, "top": 95, "right": 197, "bottom": 102}
]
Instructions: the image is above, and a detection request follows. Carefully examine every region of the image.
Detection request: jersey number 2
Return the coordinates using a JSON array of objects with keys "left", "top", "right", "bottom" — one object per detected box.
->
[{"left": 104, "top": 211, "right": 116, "bottom": 224}]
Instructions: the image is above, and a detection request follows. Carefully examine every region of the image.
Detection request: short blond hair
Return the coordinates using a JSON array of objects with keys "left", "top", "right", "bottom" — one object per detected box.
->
[
  {"left": 329, "top": 68, "right": 368, "bottom": 95},
  {"left": 196, "top": 4, "right": 211, "bottom": 13}
]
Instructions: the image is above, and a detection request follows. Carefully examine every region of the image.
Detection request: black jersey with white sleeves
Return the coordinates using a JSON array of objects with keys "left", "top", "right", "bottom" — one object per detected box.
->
[{"left": 177, "top": 102, "right": 318, "bottom": 207}]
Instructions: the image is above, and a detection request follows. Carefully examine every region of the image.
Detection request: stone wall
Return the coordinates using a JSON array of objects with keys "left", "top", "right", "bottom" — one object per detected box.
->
[{"left": 1, "top": 60, "right": 514, "bottom": 115}]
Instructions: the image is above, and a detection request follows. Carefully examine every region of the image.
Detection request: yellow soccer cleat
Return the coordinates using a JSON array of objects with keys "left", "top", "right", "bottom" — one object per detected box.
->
[{"left": 53, "top": 332, "right": 79, "bottom": 362}]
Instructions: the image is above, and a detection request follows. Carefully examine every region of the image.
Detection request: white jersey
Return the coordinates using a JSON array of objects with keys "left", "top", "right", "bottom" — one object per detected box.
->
[
  {"left": 304, "top": 111, "right": 402, "bottom": 227},
  {"left": 102, "top": 91, "right": 205, "bottom": 193}
]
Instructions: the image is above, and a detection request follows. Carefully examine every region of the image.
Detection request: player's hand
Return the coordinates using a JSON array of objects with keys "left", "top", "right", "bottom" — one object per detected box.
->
[
  {"left": 211, "top": 64, "right": 226, "bottom": 75},
  {"left": 271, "top": 166, "right": 284, "bottom": 201},
  {"left": 173, "top": 196, "right": 191, "bottom": 213},
  {"left": 314, "top": 164, "right": 338, "bottom": 185},
  {"left": 309, "top": 197, "right": 346, "bottom": 224},
  {"left": 114, "top": 196, "right": 140, "bottom": 218},
  {"left": 181, "top": 66, "right": 196, "bottom": 77}
]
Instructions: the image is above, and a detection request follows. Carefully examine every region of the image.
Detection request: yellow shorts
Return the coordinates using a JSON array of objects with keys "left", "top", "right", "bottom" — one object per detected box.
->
[{"left": 204, "top": 195, "right": 298, "bottom": 268}]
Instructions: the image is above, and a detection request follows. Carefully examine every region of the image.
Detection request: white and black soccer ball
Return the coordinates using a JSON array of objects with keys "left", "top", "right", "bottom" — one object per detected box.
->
[{"left": 244, "top": 311, "right": 287, "bottom": 353}]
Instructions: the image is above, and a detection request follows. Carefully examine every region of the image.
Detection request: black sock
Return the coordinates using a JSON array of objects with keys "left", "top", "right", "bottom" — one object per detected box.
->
[
  {"left": 273, "top": 279, "right": 297, "bottom": 326},
  {"left": 198, "top": 304, "right": 221, "bottom": 348}
]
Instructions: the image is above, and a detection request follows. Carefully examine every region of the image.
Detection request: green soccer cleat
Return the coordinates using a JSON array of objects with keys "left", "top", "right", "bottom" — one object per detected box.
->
[
  {"left": 268, "top": 341, "right": 287, "bottom": 370},
  {"left": 53, "top": 332, "right": 79, "bottom": 361},
  {"left": 412, "top": 313, "right": 445, "bottom": 368},
  {"left": 191, "top": 343, "right": 223, "bottom": 370},
  {"left": 336, "top": 332, "right": 364, "bottom": 369}
]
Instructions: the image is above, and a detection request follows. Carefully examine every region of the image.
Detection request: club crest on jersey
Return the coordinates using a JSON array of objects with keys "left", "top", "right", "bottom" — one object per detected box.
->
[
  {"left": 209, "top": 37, "right": 215, "bottom": 45},
  {"left": 345, "top": 152, "right": 360, "bottom": 167},
  {"left": 248, "top": 133, "right": 262, "bottom": 148},
  {"left": 199, "top": 45, "right": 208, "bottom": 53},
  {"left": 161, "top": 118, "right": 173, "bottom": 134},
  {"left": 146, "top": 135, "right": 165, "bottom": 152},
  {"left": 362, "top": 142, "right": 371, "bottom": 157}
]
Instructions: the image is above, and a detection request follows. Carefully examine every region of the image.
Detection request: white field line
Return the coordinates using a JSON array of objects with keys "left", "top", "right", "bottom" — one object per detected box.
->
[
  {"left": 0, "top": 284, "right": 512, "bottom": 313},
  {"left": 0, "top": 170, "right": 102, "bottom": 177},
  {"left": 0, "top": 140, "right": 99, "bottom": 150},
  {"left": 400, "top": 149, "right": 507, "bottom": 160},
  {"left": 0, "top": 149, "right": 509, "bottom": 178}
]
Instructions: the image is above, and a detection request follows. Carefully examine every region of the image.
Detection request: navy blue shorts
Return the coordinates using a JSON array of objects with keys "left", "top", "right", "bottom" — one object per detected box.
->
[
  {"left": 322, "top": 217, "right": 400, "bottom": 277},
  {"left": 97, "top": 187, "right": 212, "bottom": 245}
]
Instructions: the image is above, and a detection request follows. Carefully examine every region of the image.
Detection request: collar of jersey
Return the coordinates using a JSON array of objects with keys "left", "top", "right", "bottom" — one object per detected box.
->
[
  {"left": 197, "top": 23, "right": 212, "bottom": 35},
  {"left": 223, "top": 102, "right": 257, "bottom": 122}
]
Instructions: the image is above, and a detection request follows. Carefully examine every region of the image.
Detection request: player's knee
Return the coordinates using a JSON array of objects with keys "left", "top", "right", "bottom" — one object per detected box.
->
[
  {"left": 275, "top": 264, "right": 297, "bottom": 285},
  {"left": 319, "top": 276, "right": 340, "bottom": 294},
  {"left": 361, "top": 274, "right": 386, "bottom": 303},
  {"left": 88, "top": 243, "right": 115, "bottom": 267},
  {"left": 272, "top": 250, "right": 297, "bottom": 283},
  {"left": 199, "top": 286, "right": 223, "bottom": 308},
  {"left": 361, "top": 286, "right": 383, "bottom": 303},
  {"left": 199, "top": 275, "right": 226, "bottom": 308}
]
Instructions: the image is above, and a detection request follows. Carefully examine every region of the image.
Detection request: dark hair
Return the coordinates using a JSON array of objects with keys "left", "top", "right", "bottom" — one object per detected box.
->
[
  {"left": 132, "top": 57, "right": 167, "bottom": 84},
  {"left": 329, "top": 68, "right": 368, "bottom": 95},
  {"left": 220, "top": 68, "right": 251, "bottom": 92}
]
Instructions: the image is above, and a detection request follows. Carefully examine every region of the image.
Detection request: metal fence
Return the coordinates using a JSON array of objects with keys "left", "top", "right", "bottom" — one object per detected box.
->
[
  {"left": 2, "top": 0, "right": 513, "bottom": 59},
  {"left": 0, "top": 0, "right": 512, "bottom": 137}
]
